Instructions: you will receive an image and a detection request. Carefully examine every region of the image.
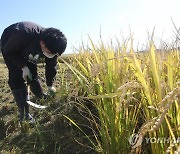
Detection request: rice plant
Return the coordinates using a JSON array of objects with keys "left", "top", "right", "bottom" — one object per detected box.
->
[{"left": 61, "top": 36, "right": 180, "bottom": 154}]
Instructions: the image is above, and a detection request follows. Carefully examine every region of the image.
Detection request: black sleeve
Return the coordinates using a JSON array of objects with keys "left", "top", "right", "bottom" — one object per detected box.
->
[
  {"left": 2, "top": 33, "right": 27, "bottom": 69},
  {"left": 45, "top": 56, "right": 57, "bottom": 86}
]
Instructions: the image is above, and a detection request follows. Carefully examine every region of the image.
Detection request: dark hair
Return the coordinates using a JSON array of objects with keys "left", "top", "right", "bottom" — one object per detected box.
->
[{"left": 41, "top": 28, "right": 67, "bottom": 55}]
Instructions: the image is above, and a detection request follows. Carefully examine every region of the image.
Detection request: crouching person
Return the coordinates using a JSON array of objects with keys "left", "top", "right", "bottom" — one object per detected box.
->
[{"left": 1, "top": 21, "right": 67, "bottom": 123}]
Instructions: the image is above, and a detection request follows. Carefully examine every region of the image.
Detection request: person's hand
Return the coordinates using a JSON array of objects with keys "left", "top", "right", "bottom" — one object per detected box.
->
[
  {"left": 47, "top": 86, "right": 56, "bottom": 95},
  {"left": 22, "top": 66, "right": 32, "bottom": 81}
]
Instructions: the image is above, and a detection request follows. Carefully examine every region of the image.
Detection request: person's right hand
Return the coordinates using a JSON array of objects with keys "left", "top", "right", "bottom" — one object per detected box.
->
[{"left": 22, "top": 66, "right": 32, "bottom": 81}]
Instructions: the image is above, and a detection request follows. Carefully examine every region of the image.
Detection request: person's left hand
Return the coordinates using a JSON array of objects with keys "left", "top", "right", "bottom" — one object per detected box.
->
[{"left": 47, "top": 86, "right": 56, "bottom": 96}]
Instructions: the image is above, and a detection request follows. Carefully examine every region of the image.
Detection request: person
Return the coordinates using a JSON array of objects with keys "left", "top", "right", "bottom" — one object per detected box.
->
[{"left": 0, "top": 21, "right": 67, "bottom": 123}]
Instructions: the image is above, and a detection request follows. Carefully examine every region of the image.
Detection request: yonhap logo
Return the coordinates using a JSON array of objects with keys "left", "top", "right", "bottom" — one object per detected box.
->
[
  {"left": 129, "top": 133, "right": 179, "bottom": 149},
  {"left": 129, "top": 133, "right": 143, "bottom": 148}
]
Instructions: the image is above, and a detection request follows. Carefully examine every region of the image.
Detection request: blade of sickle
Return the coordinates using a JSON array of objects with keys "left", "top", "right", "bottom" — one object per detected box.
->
[{"left": 26, "top": 79, "right": 47, "bottom": 109}]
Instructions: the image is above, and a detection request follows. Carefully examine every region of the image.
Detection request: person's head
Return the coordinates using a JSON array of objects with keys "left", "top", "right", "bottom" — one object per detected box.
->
[{"left": 40, "top": 28, "right": 67, "bottom": 58}]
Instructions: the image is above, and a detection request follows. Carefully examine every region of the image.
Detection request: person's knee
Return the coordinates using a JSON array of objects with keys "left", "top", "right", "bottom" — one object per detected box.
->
[{"left": 8, "top": 77, "right": 26, "bottom": 90}]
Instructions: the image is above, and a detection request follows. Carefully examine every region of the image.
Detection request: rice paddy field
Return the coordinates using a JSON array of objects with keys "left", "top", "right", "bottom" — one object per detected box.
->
[{"left": 0, "top": 38, "right": 179, "bottom": 154}]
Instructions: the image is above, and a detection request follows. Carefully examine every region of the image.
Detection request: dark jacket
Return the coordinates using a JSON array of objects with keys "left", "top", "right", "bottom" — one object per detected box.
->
[{"left": 1, "top": 21, "right": 57, "bottom": 86}]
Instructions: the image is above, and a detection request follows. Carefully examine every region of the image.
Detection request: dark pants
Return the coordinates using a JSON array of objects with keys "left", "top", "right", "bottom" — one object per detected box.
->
[{"left": 2, "top": 53, "right": 39, "bottom": 90}]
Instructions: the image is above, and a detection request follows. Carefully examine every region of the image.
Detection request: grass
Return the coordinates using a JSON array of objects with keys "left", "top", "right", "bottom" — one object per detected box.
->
[
  {"left": 0, "top": 62, "right": 98, "bottom": 153},
  {"left": 0, "top": 36, "right": 179, "bottom": 154}
]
